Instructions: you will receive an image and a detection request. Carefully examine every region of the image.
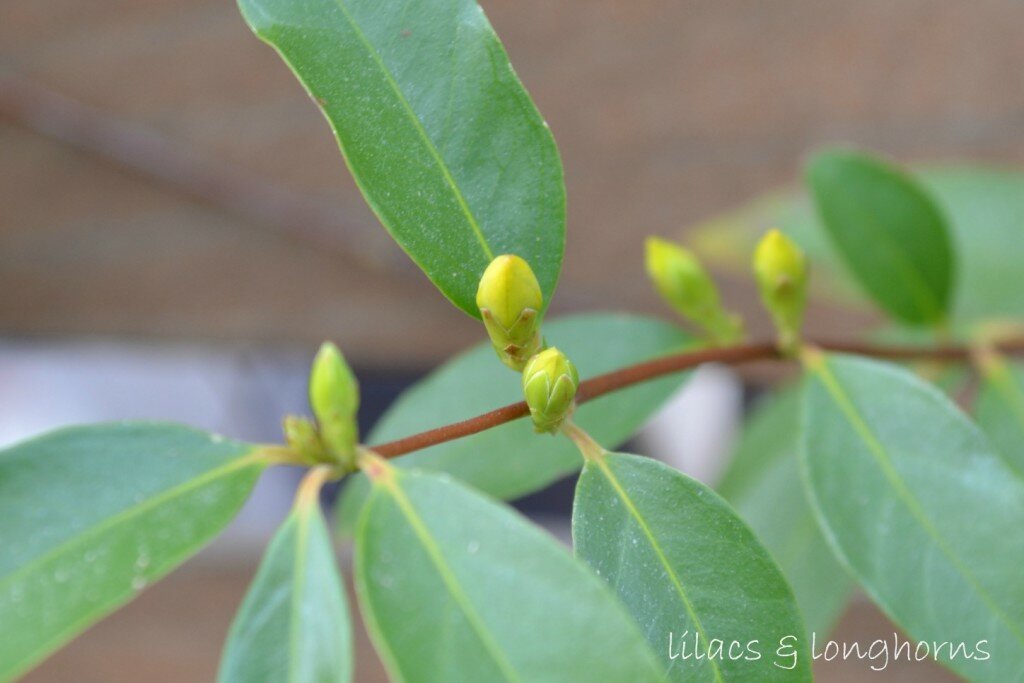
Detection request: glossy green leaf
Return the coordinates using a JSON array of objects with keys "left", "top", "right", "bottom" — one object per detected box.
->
[
  {"left": 239, "top": 0, "right": 565, "bottom": 317},
  {"left": 336, "top": 314, "right": 692, "bottom": 534},
  {"left": 354, "top": 463, "right": 664, "bottom": 682},
  {"left": 806, "top": 149, "right": 954, "bottom": 325},
  {"left": 717, "top": 388, "right": 852, "bottom": 636},
  {"left": 573, "top": 452, "right": 811, "bottom": 682},
  {"left": 801, "top": 353, "right": 1024, "bottom": 681},
  {"left": 0, "top": 423, "right": 266, "bottom": 680},
  {"left": 219, "top": 473, "right": 352, "bottom": 683},
  {"left": 690, "top": 165, "right": 1023, "bottom": 324},
  {"left": 976, "top": 358, "right": 1024, "bottom": 475}
]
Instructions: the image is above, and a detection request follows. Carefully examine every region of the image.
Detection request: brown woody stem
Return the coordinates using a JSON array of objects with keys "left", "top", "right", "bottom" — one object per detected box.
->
[{"left": 368, "top": 337, "right": 1024, "bottom": 459}]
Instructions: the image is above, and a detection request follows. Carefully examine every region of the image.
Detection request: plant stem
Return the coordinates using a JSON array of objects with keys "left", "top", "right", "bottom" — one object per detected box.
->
[
  {"left": 368, "top": 336, "right": 1024, "bottom": 459},
  {"left": 295, "top": 465, "right": 335, "bottom": 507},
  {"left": 560, "top": 420, "right": 607, "bottom": 461}
]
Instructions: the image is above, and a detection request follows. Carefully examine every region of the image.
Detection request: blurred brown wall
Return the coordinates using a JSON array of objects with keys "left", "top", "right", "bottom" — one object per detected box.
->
[{"left": 2, "top": 0, "right": 1022, "bottom": 367}]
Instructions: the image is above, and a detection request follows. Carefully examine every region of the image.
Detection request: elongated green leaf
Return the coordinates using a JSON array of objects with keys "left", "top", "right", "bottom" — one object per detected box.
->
[
  {"left": 574, "top": 452, "right": 811, "bottom": 682},
  {"left": 801, "top": 353, "right": 1024, "bottom": 681},
  {"left": 239, "top": 0, "right": 564, "bottom": 316},
  {"left": 0, "top": 423, "right": 266, "bottom": 680},
  {"left": 806, "top": 149, "right": 954, "bottom": 325},
  {"left": 336, "top": 314, "right": 692, "bottom": 533},
  {"left": 717, "top": 388, "right": 852, "bottom": 636},
  {"left": 354, "top": 462, "right": 664, "bottom": 682},
  {"left": 219, "top": 472, "right": 352, "bottom": 683},
  {"left": 976, "top": 357, "right": 1024, "bottom": 475}
]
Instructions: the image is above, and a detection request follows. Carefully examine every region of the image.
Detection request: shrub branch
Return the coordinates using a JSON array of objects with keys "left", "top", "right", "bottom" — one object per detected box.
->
[{"left": 368, "top": 337, "right": 1024, "bottom": 459}]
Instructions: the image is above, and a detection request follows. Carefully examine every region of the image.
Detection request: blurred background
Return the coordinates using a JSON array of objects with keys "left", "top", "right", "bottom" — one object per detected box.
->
[{"left": 4, "top": 0, "right": 1022, "bottom": 680}]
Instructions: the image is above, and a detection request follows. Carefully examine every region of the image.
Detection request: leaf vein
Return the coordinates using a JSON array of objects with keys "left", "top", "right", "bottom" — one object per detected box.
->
[
  {"left": 812, "top": 358, "right": 1024, "bottom": 646},
  {"left": 593, "top": 457, "right": 726, "bottom": 683},
  {"left": 380, "top": 476, "right": 521, "bottom": 683},
  {"left": 331, "top": 0, "right": 494, "bottom": 261},
  {"left": 0, "top": 452, "right": 263, "bottom": 593}
]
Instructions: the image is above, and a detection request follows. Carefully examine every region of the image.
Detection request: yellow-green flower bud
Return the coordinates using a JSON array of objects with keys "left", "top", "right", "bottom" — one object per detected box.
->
[
  {"left": 753, "top": 229, "right": 808, "bottom": 354},
  {"left": 282, "top": 415, "right": 329, "bottom": 465},
  {"left": 522, "top": 347, "right": 579, "bottom": 434},
  {"left": 309, "top": 341, "right": 359, "bottom": 462},
  {"left": 645, "top": 237, "right": 743, "bottom": 344},
  {"left": 476, "top": 254, "right": 544, "bottom": 371}
]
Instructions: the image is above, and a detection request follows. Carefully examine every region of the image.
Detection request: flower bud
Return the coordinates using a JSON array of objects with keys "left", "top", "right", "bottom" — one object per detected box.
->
[
  {"left": 522, "top": 347, "right": 579, "bottom": 434},
  {"left": 282, "top": 415, "right": 328, "bottom": 465},
  {"left": 476, "top": 254, "right": 544, "bottom": 371},
  {"left": 753, "top": 229, "right": 808, "bottom": 353},
  {"left": 309, "top": 341, "right": 359, "bottom": 461},
  {"left": 645, "top": 237, "right": 743, "bottom": 344}
]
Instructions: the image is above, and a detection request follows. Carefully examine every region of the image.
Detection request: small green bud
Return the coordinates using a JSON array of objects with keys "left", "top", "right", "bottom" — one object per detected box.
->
[
  {"left": 476, "top": 254, "right": 544, "bottom": 371},
  {"left": 645, "top": 237, "right": 743, "bottom": 344},
  {"left": 282, "top": 415, "right": 329, "bottom": 465},
  {"left": 753, "top": 229, "right": 809, "bottom": 354},
  {"left": 522, "top": 347, "right": 579, "bottom": 434},
  {"left": 309, "top": 342, "right": 359, "bottom": 462}
]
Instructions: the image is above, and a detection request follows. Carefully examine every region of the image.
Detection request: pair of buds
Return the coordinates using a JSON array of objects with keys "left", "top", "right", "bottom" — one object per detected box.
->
[
  {"left": 284, "top": 342, "right": 360, "bottom": 468},
  {"left": 477, "top": 255, "right": 579, "bottom": 434},
  {"left": 647, "top": 229, "right": 808, "bottom": 355}
]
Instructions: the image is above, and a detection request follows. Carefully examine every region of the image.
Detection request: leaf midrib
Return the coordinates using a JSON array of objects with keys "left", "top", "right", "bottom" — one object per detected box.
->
[
  {"left": 379, "top": 476, "right": 522, "bottom": 683},
  {"left": 0, "top": 452, "right": 263, "bottom": 681},
  {"left": 592, "top": 456, "right": 726, "bottom": 683},
  {"left": 287, "top": 510, "right": 312, "bottom": 683},
  {"left": 0, "top": 452, "right": 263, "bottom": 590},
  {"left": 811, "top": 358, "right": 1024, "bottom": 646},
  {"left": 329, "top": 0, "right": 494, "bottom": 262}
]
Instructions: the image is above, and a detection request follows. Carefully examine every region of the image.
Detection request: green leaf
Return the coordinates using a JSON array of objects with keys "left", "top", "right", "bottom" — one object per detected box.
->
[
  {"left": 336, "top": 314, "right": 692, "bottom": 534},
  {"left": 921, "top": 167, "right": 1024, "bottom": 322},
  {"left": 801, "top": 353, "right": 1024, "bottom": 681},
  {"left": 717, "top": 387, "right": 852, "bottom": 636},
  {"left": 806, "top": 149, "right": 954, "bottom": 325},
  {"left": 354, "top": 462, "right": 664, "bottom": 682},
  {"left": 573, "top": 452, "right": 811, "bottom": 682},
  {"left": 238, "top": 0, "right": 565, "bottom": 317},
  {"left": 219, "top": 471, "right": 352, "bottom": 683},
  {"left": 0, "top": 423, "right": 266, "bottom": 680},
  {"left": 976, "top": 357, "right": 1024, "bottom": 475}
]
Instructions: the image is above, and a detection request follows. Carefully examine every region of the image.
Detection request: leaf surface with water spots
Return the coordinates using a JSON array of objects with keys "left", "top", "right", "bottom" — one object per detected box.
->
[{"left": 0, "top": 423, "right": 265, "bottom": 680}]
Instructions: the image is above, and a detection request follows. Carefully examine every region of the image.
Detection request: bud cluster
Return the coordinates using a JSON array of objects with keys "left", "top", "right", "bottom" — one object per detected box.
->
[
  {"left": 284, "top": 341, "right": 360, "bottom": 469},
  {"left": 476, "top": 255, "right": 580, "bottom": 432}
]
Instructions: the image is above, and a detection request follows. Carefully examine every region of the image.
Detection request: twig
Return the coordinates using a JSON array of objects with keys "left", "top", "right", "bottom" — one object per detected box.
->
[{"left": 368, "top": 337, "right": 1024, "bottom": 458}]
